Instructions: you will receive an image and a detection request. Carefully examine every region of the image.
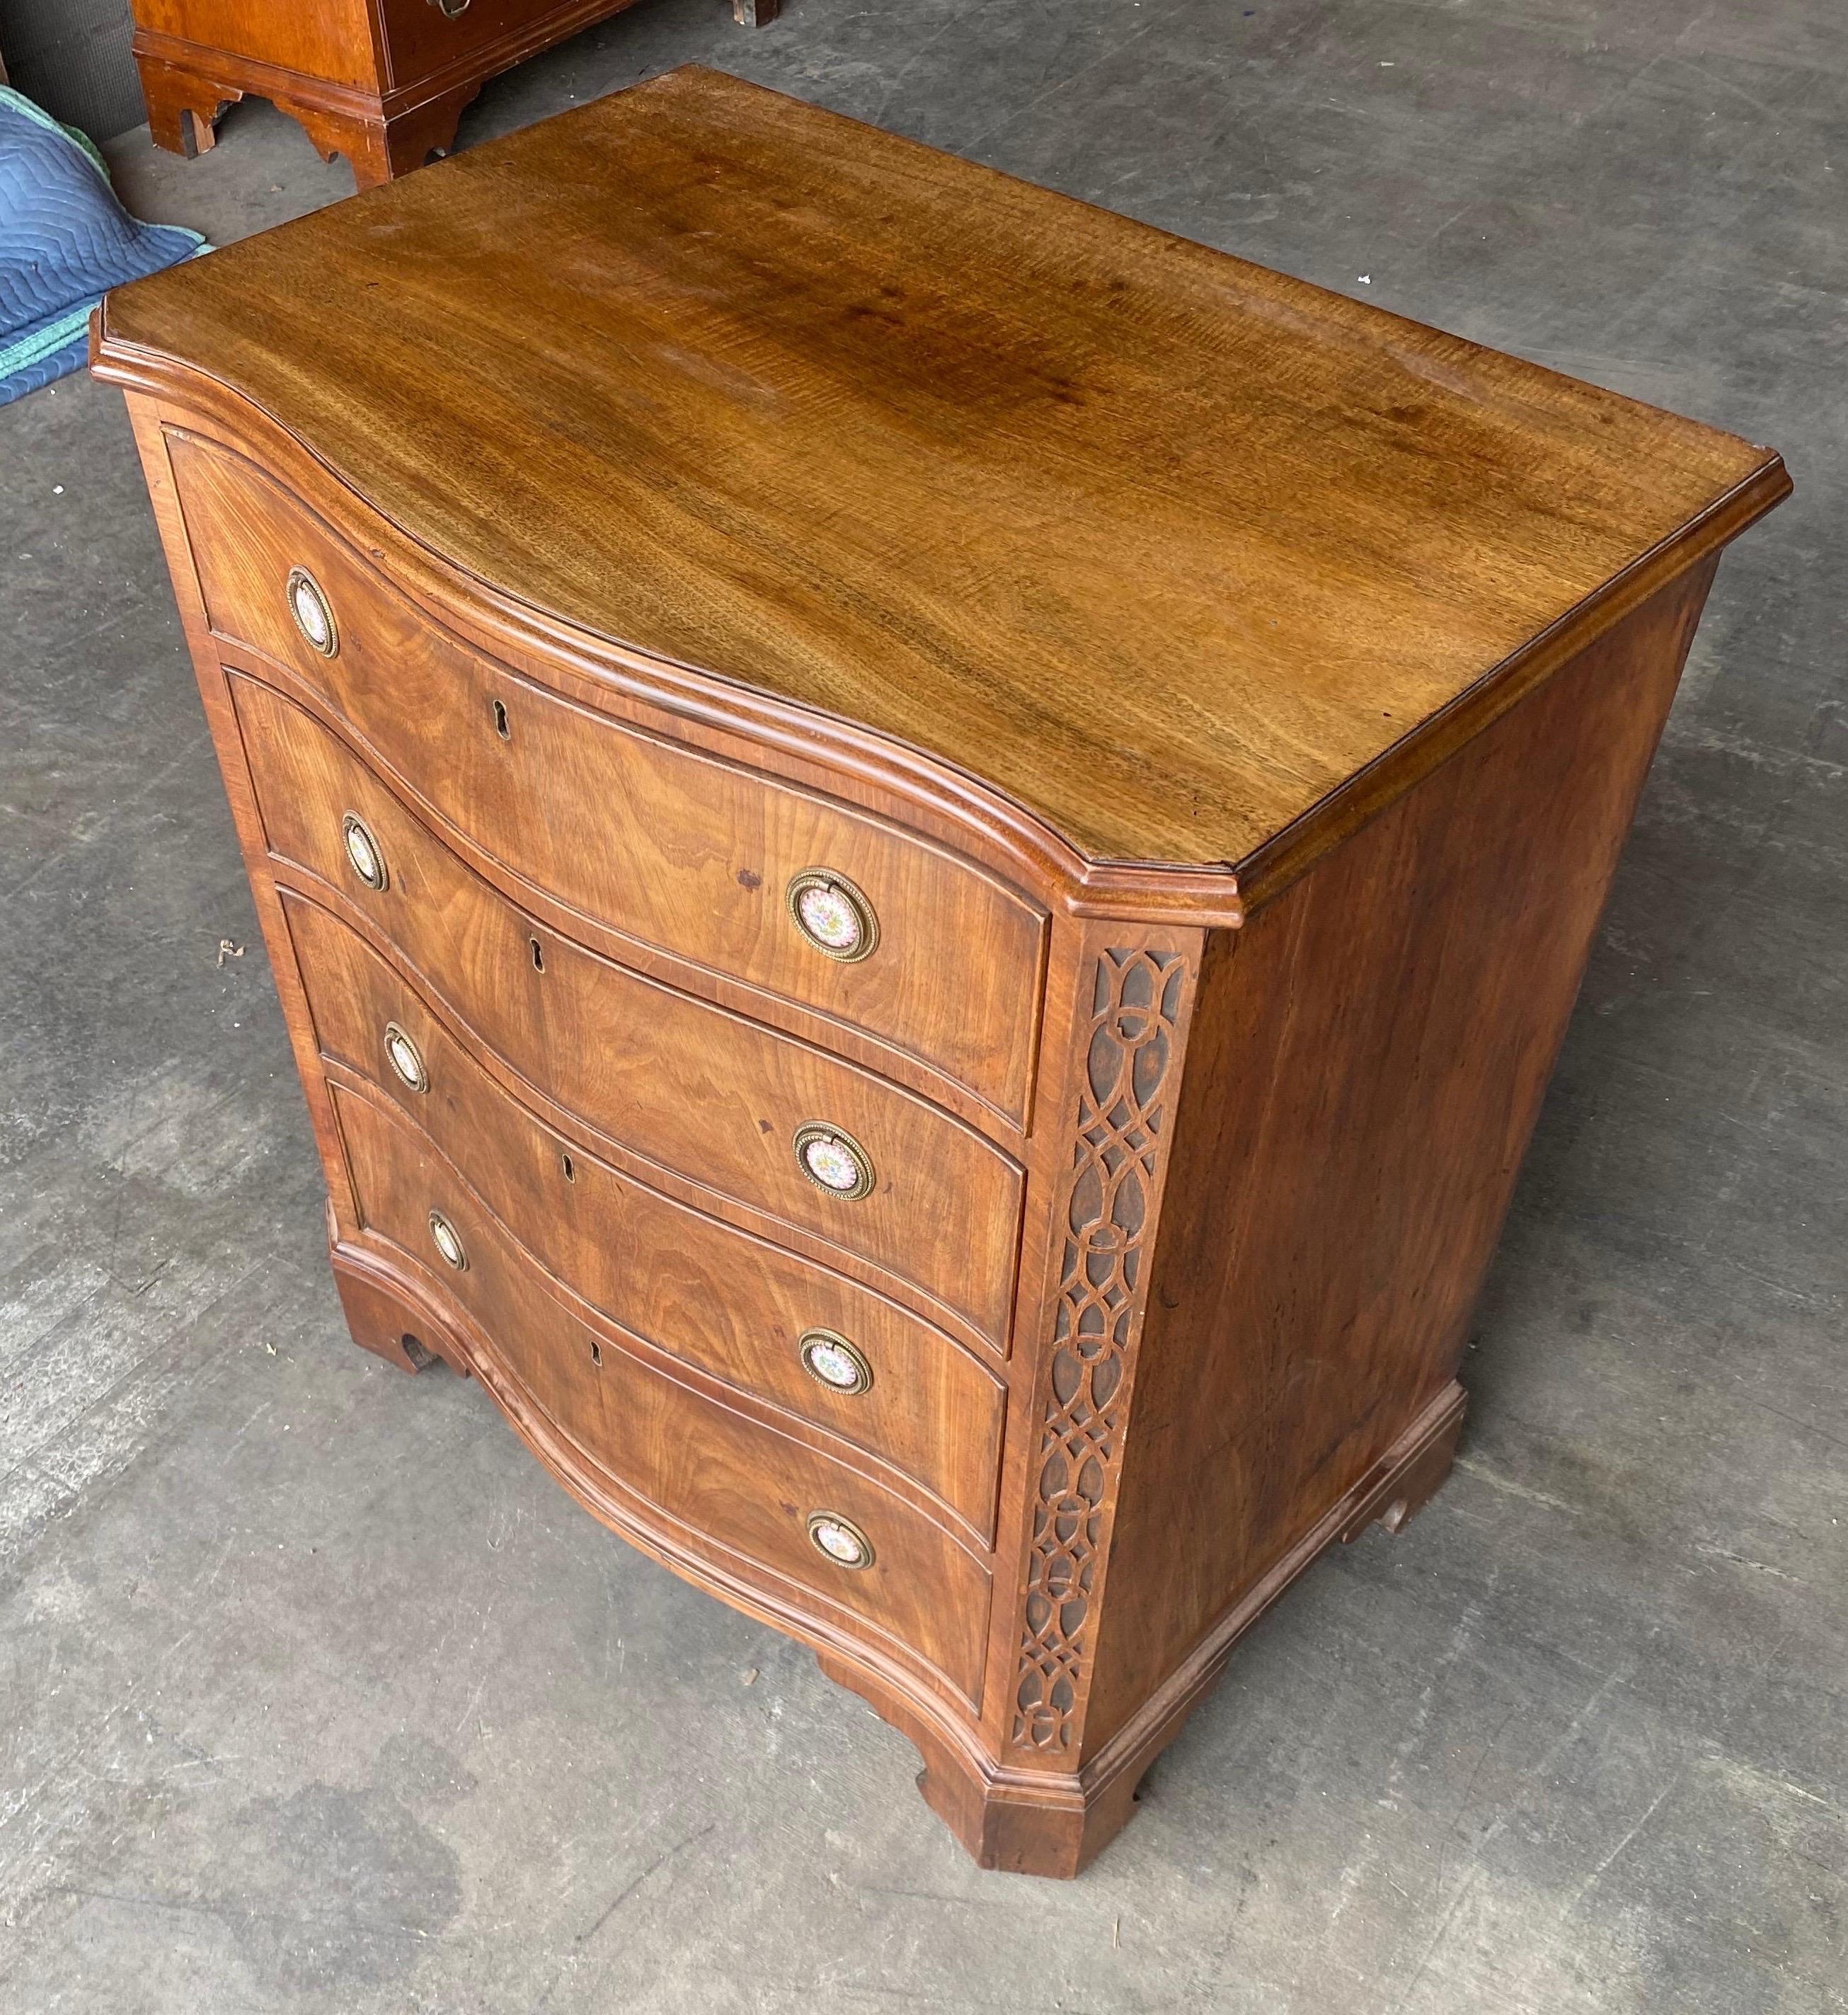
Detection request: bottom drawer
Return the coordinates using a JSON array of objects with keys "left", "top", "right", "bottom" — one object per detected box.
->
[{"left": 334, "top": 1082, "right": 992, "bottom": 1704}]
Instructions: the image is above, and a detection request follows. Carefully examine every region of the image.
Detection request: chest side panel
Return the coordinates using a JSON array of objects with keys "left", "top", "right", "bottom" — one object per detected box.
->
[{"left": 1084, "top": 560, "right": 1718, "bottom": 1752}]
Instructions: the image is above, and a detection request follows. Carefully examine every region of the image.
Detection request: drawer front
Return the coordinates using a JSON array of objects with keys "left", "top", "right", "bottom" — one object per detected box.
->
[
  {"left": 307, "top": 914, "right": 1004, "bottom": 1532},
  {"left": 238, "top": 677, "right": 1023, "bottom": 1341},
  {"left": 377, "top": 0, "right": 563, "bottom": 88},
  {"left": 173, "top": 432, "right": 1044, "bottom": 1124},
  {"left": 335, "top": 1083, "right": 991, "bottom": 1702}
]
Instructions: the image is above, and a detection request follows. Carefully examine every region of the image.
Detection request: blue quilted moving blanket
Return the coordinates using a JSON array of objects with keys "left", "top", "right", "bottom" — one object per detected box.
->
[{"left": 0, "top": 86, "right": 207, "bottom": 407}]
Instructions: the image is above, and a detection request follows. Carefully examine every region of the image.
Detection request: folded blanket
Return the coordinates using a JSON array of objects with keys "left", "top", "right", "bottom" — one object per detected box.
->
[{"left": 0, "top": 85, "right": 207, "bottom": 407}]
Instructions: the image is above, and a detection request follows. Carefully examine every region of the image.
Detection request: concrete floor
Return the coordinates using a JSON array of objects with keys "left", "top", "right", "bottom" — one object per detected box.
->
[{"left": 3, "top": 1, "right": 1844, "bottom": 2008}]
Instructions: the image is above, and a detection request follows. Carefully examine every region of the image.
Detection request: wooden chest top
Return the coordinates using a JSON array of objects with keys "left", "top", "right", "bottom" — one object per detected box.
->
[{"left": 98, "top": 64, "right": 1786, "bottom": 869}]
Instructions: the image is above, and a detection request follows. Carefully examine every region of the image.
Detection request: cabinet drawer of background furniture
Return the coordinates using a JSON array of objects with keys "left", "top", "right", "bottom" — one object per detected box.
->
[
  {"left": 130, "top": 0, "right": 375, "bottom": 88},
  {"left": 335, "top": 1082, "right": 991, "bottom": 1703},
  {"left": 236, "top": 677, "right": 1023, "bottom": 1342},
  {"left": 172, "top": 432, "right": 1044, "bottom": 1124},
  {"left": 313, "top": 924, "right": 1004, "bottom": 1534},
  {"left": 377, "top": 0, "right": 561, "bottom": 85}
]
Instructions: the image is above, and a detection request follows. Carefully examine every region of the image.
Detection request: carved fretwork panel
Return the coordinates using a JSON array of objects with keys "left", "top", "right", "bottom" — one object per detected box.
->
[{"left": 1010, "top": 943, "right": 1196, "bottom": 1755}]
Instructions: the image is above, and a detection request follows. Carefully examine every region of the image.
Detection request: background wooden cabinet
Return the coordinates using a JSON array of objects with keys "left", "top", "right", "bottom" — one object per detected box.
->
[{"left": 128, "top": 0, "right": 778, "bottom": 187}]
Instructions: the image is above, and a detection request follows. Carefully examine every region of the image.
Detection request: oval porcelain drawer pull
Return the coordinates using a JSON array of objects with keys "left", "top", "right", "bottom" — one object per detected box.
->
[
  {"left": 341, "top": 811, "right": 388, "bottom": 891},
  {"left": 427, "top": 1209, "right": 467, "bottom": 1271},
  {"left": 382, "top": 1021, "right": 428, "bottom": 1093},
  {"left": 798, "top": 1328, "right": 873, "bottom": 1395},
  {"left": 793, "top": 1122, "right": 875, "bottom": 1200},
  {"left": 286, "top": 566, "right": 338, "bottom": 655},
  {"left": 806, "top": 1511, "right": 874, "bottom": 1570},
  {"left": 786, "top": 868, "right": 878, "bottom": 962}
]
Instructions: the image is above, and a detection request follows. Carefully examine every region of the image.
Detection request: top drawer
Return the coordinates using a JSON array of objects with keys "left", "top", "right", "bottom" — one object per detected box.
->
[{"left": 168, "top": 432, "right": 1046, "bottom": 1125}]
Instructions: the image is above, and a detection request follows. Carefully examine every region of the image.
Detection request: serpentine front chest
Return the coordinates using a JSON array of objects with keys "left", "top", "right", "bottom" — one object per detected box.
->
[{"left": 93, "top": 65, "right": 1787, "bottom": 1876}]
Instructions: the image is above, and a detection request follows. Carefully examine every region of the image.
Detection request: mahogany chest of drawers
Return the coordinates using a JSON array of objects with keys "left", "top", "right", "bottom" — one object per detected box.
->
[
  {"left": 93, "top": 67, "right": 1788, "bottom": 1877},
  {"left": 130, "top": 0, "right": 777, "bottom": 188}
]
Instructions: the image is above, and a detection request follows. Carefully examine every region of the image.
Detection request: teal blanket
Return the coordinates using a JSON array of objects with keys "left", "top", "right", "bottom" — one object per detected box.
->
[{"left": 0, "top": 86, "right": 207, "bottom": 406}]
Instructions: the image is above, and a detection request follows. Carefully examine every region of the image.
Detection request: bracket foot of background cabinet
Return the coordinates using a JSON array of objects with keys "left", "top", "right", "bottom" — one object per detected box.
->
[
  {"left": 301, "top": 86, "right": 485, "bottom": 188},
  {"left": 135, "top": 45, "right": 485, "bottom": 190},
  {"left": 138, "top": 55, "right": 238, "bottom": 159}
]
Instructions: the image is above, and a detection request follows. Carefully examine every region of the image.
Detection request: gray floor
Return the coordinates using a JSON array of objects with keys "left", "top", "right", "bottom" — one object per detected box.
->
[{"left": 3, "top": 1, "right": 1844, "bottom": 2009}]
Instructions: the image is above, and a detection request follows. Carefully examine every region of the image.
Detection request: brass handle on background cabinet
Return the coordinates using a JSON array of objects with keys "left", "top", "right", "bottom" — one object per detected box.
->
[
  {"left": 806, "top": 1511, "right": 874, "bottom": 1570},
  {"left": 286, "top": 566, "right": 338, "bottom": 655},
  {"left": 786, "top": 869, "right": 878, "bottom": 962},
  {"left": 798, "top": 1329, "right": 873, "bottom": 1395},
  {"left": 792, "top": 1123, "right": 875, "bottom": 1200},
  {"left": 428, "top": 0, "right": 471, "bottom": 17}
]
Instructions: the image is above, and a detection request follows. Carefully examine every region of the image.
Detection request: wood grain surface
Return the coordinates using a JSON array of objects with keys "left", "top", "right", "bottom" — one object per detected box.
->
[{"left": 101, "top": 66, "right": 1786, "bottom": 866}]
